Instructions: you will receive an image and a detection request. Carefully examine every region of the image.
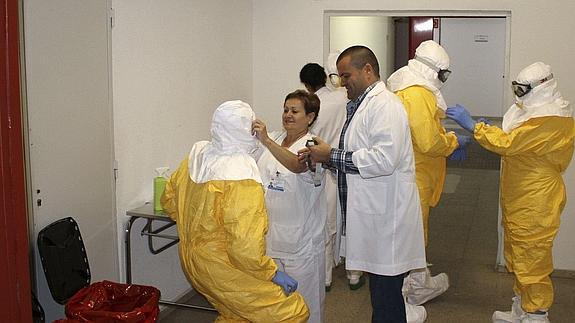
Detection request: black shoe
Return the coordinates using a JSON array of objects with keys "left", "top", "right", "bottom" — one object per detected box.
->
[{"left": 349, "top": 275, "right": 365, "bottom": 290}]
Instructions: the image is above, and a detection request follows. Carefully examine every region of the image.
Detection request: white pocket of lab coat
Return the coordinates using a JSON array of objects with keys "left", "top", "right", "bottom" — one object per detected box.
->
[
  {"left": 268, "top": 223, "right": 306, "bottom": 254},
  {"left": 348, "top": 177, "right": 392, "bottom": 216}
]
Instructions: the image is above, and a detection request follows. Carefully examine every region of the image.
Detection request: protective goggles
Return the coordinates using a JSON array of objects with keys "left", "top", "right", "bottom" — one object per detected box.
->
[
  {"left": 511, "top": 73, "right": 553, "bottom": 98},
  {"left": 415, "top": 55, "right": 451, "bottom": 83}
]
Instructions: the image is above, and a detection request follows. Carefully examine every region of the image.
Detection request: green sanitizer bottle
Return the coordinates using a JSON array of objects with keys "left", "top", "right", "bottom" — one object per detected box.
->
[{"left": 153, "top": 167, "right": 170, "bottom": 213}]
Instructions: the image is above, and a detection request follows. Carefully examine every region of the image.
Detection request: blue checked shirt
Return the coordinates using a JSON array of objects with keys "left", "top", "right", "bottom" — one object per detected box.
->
[{"left": 327, "top": 81, "right": 379, "bottom": 236}]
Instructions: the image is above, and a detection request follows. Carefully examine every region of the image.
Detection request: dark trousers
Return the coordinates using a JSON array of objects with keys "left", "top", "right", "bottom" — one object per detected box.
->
[{"left": 369, "top": 272, "right": 408, "bottom": 323}]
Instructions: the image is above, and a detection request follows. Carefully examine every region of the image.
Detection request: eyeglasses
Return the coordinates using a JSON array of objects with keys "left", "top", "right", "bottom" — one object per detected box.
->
[
  {"left": 511, "top": 73, "right": 553, "bottom": 98},
  {"left": 328, "top": 73, "right": 341, "bottom": 85},
  {"left": 414, "top": 55, "right": 452, "bottom": 83}
]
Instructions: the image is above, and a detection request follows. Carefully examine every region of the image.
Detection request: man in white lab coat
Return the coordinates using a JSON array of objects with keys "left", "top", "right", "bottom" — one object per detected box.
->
[
  {"left": 302, "top": 46, "right": 427, "bottom": 323},
  {"left": 299, "top": 59, "right": 364, "bottom": 291}
]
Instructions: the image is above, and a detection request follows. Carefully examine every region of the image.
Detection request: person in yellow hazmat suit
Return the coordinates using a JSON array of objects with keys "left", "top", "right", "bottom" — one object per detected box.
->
[
  {"left": 446, "top": 62, "right": 574, "bottom": 323},
  {"left": 161, "top": 100, "right": 309, "bottom": 323},
  {"left": 387, "top": 40, "right": 470, "bottom": 307}
]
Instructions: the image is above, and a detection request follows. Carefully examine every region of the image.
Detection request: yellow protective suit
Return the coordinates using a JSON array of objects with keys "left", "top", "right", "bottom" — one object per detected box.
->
[
  {"left": 474, "top": 116, "right": 575, "bottom": 312},
  {"left": 162, "top": 158, "right": 309, "bottom": 323},
  {"left": 395, "top": 86, "right": 458, "bottom": 245}
]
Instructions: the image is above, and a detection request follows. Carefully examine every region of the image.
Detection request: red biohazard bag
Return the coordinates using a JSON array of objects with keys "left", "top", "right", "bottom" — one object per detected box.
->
[{"left": 54, "top": 280, "right": 160, "bottom": 323}]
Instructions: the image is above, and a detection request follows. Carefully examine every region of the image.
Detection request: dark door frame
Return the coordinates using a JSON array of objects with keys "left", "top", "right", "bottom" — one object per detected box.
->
[{"left": 0, "top": 0, "right": 33, "bottom": 321}]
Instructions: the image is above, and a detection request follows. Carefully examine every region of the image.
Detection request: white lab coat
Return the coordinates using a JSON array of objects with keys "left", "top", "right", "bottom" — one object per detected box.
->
[
  {"left": 343, "top": 82, "right": 426, "bottom": 276},
  {"left": 256, "top": 131, "right": 326, "bottom": 323},
  {"left": 310, "top": 86, "right": 348, "bottom": 266},
  {"left": 311, "top": 87, "right": 347, "bottom": 147},
  {"left": 257, "top": 131, "right": 326, "bottom": 258}
]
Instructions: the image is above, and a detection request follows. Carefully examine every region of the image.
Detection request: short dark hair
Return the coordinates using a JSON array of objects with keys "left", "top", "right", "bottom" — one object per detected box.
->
[
  {"left": 299, "top": 63, "right": 327, "bottom": 91},
  {"left": 284, "top": 89, "right": 320, "bottom": 127},
  {"left": 337, "top": 45, "right": 380, "bottom": 78}
]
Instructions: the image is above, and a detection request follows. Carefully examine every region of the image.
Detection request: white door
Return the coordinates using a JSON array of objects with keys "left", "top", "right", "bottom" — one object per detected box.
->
[
  {"left": 23, "top": 0, "right": 117, "bottom": 321},
  {"left": 439, "top": 17, "right": 507, "bottom": 117}
]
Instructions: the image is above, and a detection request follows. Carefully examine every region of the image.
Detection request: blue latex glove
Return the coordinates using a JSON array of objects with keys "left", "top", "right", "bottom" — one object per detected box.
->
[
  {"left": 449, "top": 147, "right": 467, "bottom": 161},
  {"left": 456, "top": 134, "right": 472, "bottom": 149},
  {"left": 446, "top": 104, "right": 476, "bottom": 133},
  {"left": 272, "top": 270, "right": 298, "bottom": 295},
  {"left": 477, "top": 117, "right": 492, "bottom": 126}
]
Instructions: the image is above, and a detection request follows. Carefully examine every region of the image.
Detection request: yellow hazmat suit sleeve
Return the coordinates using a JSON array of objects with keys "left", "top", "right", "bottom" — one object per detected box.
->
[
  {"left": 161, "top": 158, "right": 186, "bottom": 221},
  {"left": 474, "top": 117, "right": 574, "bottom": 159},
  {"left": 396, "top": 86, "right": 459, "bottom": 244},
  {"left": 161, "top": 158, "right": 309, "bottom": 323},
  {"left": 396, "top": 86, "right": 459, "bottom": 158},
  {"left": 474, "top": 116, "right": 574, "bottom": 312}
]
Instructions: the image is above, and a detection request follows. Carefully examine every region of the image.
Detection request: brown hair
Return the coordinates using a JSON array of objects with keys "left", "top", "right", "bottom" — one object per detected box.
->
[{"left": 284, "top": 89, "right": 320, "bottom": 127}]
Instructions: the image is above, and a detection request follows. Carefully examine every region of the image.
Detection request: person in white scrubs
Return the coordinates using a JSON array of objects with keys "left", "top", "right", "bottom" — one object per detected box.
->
[
  {"left": 252, "top": 90, "right": 327, "bottom": 323},
  {"left": 299, "top": 59, "right": 364, "bottom": 291},
  {"left": 302, "top": 46, "right": 427, "bottom": 323}
]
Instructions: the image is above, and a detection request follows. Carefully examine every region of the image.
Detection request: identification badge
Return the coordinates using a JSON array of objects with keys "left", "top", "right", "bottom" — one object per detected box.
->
[{"left": 267, "top": 171, "right": 285, "bottom": 191}]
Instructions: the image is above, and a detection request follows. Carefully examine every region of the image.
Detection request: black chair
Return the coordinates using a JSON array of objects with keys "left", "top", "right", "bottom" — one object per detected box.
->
[
  {"left": 37, "top": 217, "right": 90, "bottom": 304},
  {"left": 37, "top": 217, "right": 161, "bottom": 322}
]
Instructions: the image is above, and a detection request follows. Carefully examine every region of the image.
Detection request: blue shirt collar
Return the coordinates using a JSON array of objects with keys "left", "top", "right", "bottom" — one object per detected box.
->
[{"left": 346, "top": 81, "right": 380, "bottom": 113}]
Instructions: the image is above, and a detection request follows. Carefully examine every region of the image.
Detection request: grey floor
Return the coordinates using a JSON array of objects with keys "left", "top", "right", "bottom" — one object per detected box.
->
[{"left": 159, "top": 147, "right": 575, "bottom": 322}]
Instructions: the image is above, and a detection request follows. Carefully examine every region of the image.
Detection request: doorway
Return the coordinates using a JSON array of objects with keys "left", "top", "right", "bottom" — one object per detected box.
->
[
  {"left": 22, "top": 1, "right": 118, "bottom": 321},
  {"left": 328, "top": 14, "right": 508, "bottom": 117}
]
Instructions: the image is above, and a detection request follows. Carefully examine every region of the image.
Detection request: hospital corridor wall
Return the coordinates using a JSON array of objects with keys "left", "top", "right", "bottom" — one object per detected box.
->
[
  {"left": 23, "top": 0, "right": 253, "bottom": 321},
  {"left": 21, "top": 0, "right": 575, "bottom": 320},
  {"left": 111, "top": 0, "right": 254, "bottom": 315}
]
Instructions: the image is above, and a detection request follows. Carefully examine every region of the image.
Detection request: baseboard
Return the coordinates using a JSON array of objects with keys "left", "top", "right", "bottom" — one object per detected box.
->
[{"left": 158, "top": 287, "right": 195, "bottom": 315}]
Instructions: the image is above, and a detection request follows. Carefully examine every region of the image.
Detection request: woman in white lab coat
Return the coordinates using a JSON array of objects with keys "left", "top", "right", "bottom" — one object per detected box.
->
[{"left": 252, "top": 90, "right": 327, "bottom": 323}]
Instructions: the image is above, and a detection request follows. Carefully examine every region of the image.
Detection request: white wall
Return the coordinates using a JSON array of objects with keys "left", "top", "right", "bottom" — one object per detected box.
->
[
  {"left": 252, "top": 0, "right": 575, "bottom": 270},
  {"left": 329, "top": 16, "right": 394, "bottom": 80},
  {"left": 112, "top": 0, "right": 253, "bottom": 300},
  {"left": 25, "top": 4, "right": 575, "bottom": 315}
]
